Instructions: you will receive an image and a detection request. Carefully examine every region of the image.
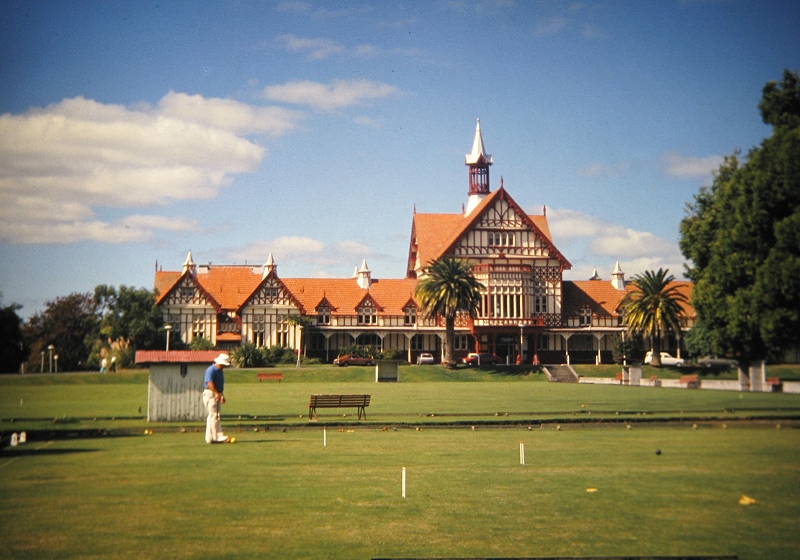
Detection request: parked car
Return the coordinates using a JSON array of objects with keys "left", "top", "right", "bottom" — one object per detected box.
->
[
  {"left": 697, "top": 356, "right": 738, "bottom": 368},
  {"left": 644, "top": 351, "right": 684, "bottom": 367},
  {"left": 416, "top": 352, "right": 435, "bottom": 365},
  {"left": 462, "top": 352, "right": 501, "bottom": 366},
  {"left": 333, "top": 354, "right": 374, "bottom": 367}
]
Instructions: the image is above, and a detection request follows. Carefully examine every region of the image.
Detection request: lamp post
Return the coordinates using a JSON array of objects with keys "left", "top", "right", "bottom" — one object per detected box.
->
[
  {"left": 164, "top": 324, "right": 172, "bottom": 351},
  {"left": 54, "top": 355, "right": 58, "bottom": 374},
  {"left": 296, "top": 325, "right": 303, "bottom": 368},
  {"left": 48, "top": 345, "right": 54, "bottom": 373},
  {"left": 41, "top": 350, "right": 45, "bottom": 373}
]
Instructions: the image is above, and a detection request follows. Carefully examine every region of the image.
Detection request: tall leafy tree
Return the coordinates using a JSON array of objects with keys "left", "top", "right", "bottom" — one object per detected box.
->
[
  {"left": 0, "top": 296, "right": 26, "bottom": 373},
  {"left": 22, "top": 293, "right": 100, "bottom": 372},
  {"left": 619, "top": 269, "right": 688, "bottom": 366},
  {"left": 94, "top": 285, "right": 165, "bottom": 351},
  {"left": 680, "top": 69, "right": 800, "bottom": 363},
  {"left": 414, "top": 257, "right": 484, "bottom": 368}
]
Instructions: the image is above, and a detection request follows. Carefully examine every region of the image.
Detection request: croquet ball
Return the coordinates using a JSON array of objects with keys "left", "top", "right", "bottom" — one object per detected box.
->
[
  {"left": 230, "top": 437, "right": 236, "bottom": 443},
  {"left": 655, "top": 449, "right": 661, "bottom": 455}
]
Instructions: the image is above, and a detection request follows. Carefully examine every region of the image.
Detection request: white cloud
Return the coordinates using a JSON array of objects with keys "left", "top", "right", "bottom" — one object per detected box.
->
[
  {"left": 262, "top": 79, "right": 397, "bottom": 111},
  {"left": 354, "top": 115, "right": 383, "bottom": 128},
  {"left": 276, "top": 34, "right": 345, "bottom": 60},
  {"left": 660, "top": 151, "right": 723, "bottom": 178},
  {"left": 542, "top": 206, "right": 687, "bottom": 281},
  {"left": 0, "top": 93, "right": 306, "bottom": 244},
  {"left": 228, "top": 236, "right": 371, "bottom": 271}
]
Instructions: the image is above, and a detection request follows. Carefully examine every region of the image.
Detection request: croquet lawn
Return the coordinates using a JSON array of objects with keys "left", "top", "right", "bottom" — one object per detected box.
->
[
  {"left": 1, "top": 369, "right": 799, "bottom": 559},
  {"left": 1, "top": 424, "right": 798, "bottom": 559}
]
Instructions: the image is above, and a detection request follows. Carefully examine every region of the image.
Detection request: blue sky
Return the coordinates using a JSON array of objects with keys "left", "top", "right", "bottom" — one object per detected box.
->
[{"left": 1, "top": 0, "right": 798, "bottom": 318}]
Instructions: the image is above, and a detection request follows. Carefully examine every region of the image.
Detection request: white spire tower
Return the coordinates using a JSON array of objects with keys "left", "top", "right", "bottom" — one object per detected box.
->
[{"left": 465, "top": 119, "right": 493, "bottom": 216}]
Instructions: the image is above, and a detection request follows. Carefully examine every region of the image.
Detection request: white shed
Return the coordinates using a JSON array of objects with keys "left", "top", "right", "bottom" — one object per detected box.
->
[{"left": 135, "top": 350, "right": 221, "bottom": 422}]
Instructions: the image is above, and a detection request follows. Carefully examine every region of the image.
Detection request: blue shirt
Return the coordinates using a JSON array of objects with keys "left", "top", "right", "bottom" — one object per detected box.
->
[{"left": 203, "top": 364, "right": 224, "bottom": 394}]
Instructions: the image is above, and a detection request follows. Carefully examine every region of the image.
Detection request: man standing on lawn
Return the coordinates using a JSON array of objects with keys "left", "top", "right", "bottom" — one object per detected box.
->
[{"left": 203, "top": 353, "right": 230, "bottom": 444}]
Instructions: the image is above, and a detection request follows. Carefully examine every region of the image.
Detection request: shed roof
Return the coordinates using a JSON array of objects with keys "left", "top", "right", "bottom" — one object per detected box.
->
[{"left": 135, "top": 350, "right": 222, "bottom": 364}]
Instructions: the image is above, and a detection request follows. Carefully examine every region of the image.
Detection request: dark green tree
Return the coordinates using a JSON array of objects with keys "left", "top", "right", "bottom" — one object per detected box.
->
[
  {"left": 22, "top": 293, "right": 100, "bottom": 372},
  {"left": 94, "top": 285, "right": 164, "bottom": 351},
  {"left": 0, "top": 297, "right": 26, "bottom": 373},
  {"left": 680, "top": 69, "right": 800, "bottom": 364},
  {"left": 414, "top": 256, "right": 484, "bottom": 368}
]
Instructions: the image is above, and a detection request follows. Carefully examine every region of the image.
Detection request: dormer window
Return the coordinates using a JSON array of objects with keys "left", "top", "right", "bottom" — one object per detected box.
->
[
  {"left": 404, "top": 305, "right": 417, "bottom": 325},
  {"left": 317, "top": 305, "right": 330, "bottom": 325},
  {"left": 579, "top": 307, "right": 592, "bottom": 326},
  {"left": 358, "top": 302, "right": 378, "bottom": 325}
]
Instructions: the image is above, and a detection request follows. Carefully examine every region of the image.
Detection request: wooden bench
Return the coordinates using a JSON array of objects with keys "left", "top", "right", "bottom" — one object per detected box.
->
[
  {"left": 257, "top": 372, "right": 283, "bottom": 382},
  {"left": 680, "top": 374, "right": 699, "bottom": 388},
  {"left": 767, "top": 377, "right": 782, "bottom": 392},
  {"left": 308, "top": 394, "right": 370, "bottom": 420}
]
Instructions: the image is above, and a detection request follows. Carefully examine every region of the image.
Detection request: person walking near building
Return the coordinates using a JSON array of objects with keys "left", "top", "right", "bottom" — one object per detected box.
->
[{"left": 203, "top": 353, "right": 230, "bottom": 444}]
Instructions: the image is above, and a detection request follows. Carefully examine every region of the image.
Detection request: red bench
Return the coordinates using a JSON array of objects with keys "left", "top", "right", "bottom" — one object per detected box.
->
[{"left": 257, "top": 372, "right": 283, "bottom": 382}]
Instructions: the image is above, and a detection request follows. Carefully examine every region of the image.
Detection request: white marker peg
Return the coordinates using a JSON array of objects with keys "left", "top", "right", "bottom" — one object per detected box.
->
[
  {"left": 520, "top": 441, "right": 525, "bottom": 465},
  {"left": 323, "top": 427, "right": 327, "bottom": 447},
  {"left": 11, "top": 433, "right": 18, "bottom": 447},
  {"left": 20, "top": 432, "right": 26, "bottom": 444},
  {"left": 402, "top": 467, "right": 406, "bottom": 499}
]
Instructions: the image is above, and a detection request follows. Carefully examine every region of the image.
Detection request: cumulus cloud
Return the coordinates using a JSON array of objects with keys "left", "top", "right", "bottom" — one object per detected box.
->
[
  {"left": 262, "top": 79, "right": 397, "bottom": 111},
  {"left": 542, "top": 206, "right": 687, "bottom": 280},
  {"left": 0, "top": 92, "right": 305, "bottom": 244},
  {"left": 660, "top": 151, "right": 723, "bottom": 179},
  {"left": 228, "top": 236, "right": 372, "bottom": 271}
]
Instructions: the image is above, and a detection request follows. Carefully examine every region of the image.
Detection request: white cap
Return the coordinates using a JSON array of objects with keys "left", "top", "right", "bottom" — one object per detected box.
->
[{"left": 214, "top": 353, "right": 231, "bottom": 367}]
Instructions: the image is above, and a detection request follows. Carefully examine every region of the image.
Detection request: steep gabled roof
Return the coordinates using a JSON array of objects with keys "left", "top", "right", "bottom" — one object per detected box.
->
[
  {"left": 563, "top": 279, "right": 696, "bottom": 319},
  {"left": 237, "top": 269, "right": 306, "bottom": 314},
  {"left": 282, "top": 277, "right": 419, "bottom": 316},
  {"left": 410, "top": 187, "right": 570, "bottom": 271},
  {"left": 154, "top": 269, "right": 223, "bottom": 311}
]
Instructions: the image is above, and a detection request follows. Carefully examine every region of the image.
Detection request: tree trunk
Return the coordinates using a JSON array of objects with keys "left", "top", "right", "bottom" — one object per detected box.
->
[
  {"left": 444, "top": 316, "right": 456, "bottom": 368},
  {"left": 651, "top": 336, "right": 662, "bottom": 366}
]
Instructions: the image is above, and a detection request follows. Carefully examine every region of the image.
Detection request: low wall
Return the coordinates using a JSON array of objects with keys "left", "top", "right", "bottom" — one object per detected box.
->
[
  {"left": 579, "top": 377, "right": 620, "bottom": 385},
  {"left": 783, "top": 381, "right": 800, "bottom": 394},
  {"left": 699, "top": 379, "right": 741, "bottom": 391}
]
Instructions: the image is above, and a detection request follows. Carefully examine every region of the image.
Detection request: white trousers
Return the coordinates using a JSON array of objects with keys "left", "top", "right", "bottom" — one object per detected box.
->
[{"left": 202, "top": 389, "right": 226, "bottom": 443}]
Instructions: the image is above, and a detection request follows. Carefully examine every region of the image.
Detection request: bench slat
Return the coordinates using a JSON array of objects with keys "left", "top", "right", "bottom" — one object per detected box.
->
[{"left": 308, "top": 394, "right": 370, "bottom": 420}]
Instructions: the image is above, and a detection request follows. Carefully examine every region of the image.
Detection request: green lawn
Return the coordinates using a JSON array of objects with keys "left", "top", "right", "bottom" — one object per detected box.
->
[
  {"left": 1, "top": 425, "right": 798, "bottom": 559},
  {"left": 2, "top": 368, "right": 799, "bottom": 559}
]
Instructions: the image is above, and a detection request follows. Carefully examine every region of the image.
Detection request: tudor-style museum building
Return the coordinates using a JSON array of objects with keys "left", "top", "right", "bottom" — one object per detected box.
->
[{"left": 154, "top": 121, "right": 695, "bottom": 365}]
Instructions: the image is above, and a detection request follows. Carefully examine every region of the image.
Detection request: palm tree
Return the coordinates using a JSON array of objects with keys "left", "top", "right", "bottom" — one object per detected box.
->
[
  {"left": 414, "top": 257, "right": 484, "bottom": 368},
  {"left": 620, "top": 268, "right": 688, "bottom": 366}
]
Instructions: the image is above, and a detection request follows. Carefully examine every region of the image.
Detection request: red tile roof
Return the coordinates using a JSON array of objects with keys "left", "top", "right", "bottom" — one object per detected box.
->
[
  {"left": 135, "top": 350, "right": 223, "bottom": 364},
  {"left": 410, "top": 187, "right": 569, "bottom": 271},
  {"left": 563, "top": 280, "right": 695, "bottom": 318},
  {"left": 282, "top": 277, "right": 419, "bottom": 316}
]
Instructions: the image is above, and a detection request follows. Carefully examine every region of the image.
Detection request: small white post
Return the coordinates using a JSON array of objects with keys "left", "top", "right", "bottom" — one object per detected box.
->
[
  {"left": 520, "top": 442, "right": 525, "bottom": 465},
  {"left": 402, "top": 467, "right": 406, "bottom": 498},
  {"left": 20, "top": 432, "right": 26, "bottom": 444},
  {"left": 323, "top": 427, "right": 327, "bottom": 447},
  {"left": 11, "top": 433, "right": 19, "bottom": 447}
]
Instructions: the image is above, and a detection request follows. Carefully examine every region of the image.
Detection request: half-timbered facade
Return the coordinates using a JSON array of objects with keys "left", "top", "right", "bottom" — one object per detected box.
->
[{"left": 153, "top": 121, "right": 695, "bottom": 364}]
